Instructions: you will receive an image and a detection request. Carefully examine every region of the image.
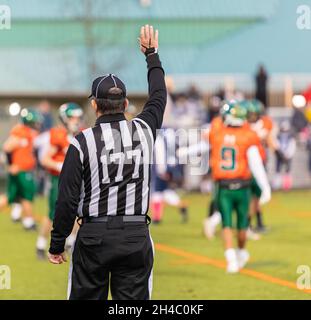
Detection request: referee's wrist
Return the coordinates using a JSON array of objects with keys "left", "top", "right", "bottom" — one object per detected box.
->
[
  {"left": 49, "top": 248, "right": 64, "bottom": 255},
  {"left": 144, "top": 47, "right": 158, "bottom": 57},
  {"left": 49, "top": 242, "right": 65, "bottom": 255},
  {"left": 146, "top": 52, "right": 161, "bottom": 65}
]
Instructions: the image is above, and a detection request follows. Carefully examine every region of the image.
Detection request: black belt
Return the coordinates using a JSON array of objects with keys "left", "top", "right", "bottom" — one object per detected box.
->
[
  {"left": 218, "top": 179, "right": 251, "bottom": 190},
  {"left": 80, "top": 215, "right": 150, "bottom": 225}
]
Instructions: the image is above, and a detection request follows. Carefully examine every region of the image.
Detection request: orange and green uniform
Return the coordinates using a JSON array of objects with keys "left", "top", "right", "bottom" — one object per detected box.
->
[
  {"left": 209, "top": 124, "right": 260, "bottom": 229},
  {"left": 202, "top": 116, "right": 225, "bottom": 210},
  {"left": 6, "top": 124, "right": 37, "bottom": 203},
  {"left": 249, "top": 115, "right": 273, "bottom": 162},
  {"left": 47, "top": 126, "right": 70, "bottom": 220}
]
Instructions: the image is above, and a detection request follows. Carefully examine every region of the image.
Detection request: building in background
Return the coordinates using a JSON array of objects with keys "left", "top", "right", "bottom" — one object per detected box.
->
[
  {"left": 0, "top": 0, "right": 310, "bottom": 102},
  {"left": 1, "top": 0, "right": 311, "bottom": 187}
]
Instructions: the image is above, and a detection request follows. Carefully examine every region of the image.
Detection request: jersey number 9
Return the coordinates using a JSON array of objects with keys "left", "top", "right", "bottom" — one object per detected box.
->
[{"left": 220, "top": 147, "right": 236, "bottom": 171}]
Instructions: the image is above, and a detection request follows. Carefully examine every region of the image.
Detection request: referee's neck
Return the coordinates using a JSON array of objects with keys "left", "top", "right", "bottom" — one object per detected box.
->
[{"left": 95, "top": 113, "right": 126, "bottom": 125}]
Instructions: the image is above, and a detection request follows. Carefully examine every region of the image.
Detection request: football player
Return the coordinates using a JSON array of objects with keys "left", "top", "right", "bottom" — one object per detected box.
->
[
  {"left": 202, "top": 115, "right": 223, "bottom": 239},
  {"left": 244, "top": 100, "right": 276, "bottom": 233},
  {"left": 36, "top": 103, "right": 84, "bottom": 259},
  {"left": 209, "top": 101, "right": 271, "bottom": 273},
  {"left": 151, "top": 128, "right": 189, "bottom": 224},
  {"left": 0, "top": 108, "right": 43, "bottom": 230}
]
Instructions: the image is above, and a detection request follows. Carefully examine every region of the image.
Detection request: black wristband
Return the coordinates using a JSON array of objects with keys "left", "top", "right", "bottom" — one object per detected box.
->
[{"left": 144, "top": 47, "right": 158, "bottom": 56}]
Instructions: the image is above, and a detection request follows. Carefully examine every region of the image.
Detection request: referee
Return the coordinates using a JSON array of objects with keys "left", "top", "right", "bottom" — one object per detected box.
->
[{"left": 48, "top": 25, "right": 167, "bottom": 300}]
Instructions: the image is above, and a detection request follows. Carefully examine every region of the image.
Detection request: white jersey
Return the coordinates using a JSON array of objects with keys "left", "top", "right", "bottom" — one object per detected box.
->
[{"left": 33, "top": 131, "right": 50, "bottom": 164}]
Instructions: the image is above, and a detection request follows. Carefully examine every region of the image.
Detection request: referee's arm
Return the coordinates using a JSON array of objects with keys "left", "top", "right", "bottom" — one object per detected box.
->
[
  {"left": 49, "top": 143, "right": 82, "bottom": 255},
  {"left": 136, "top": 52, "right": 167, "bottom": 139}
]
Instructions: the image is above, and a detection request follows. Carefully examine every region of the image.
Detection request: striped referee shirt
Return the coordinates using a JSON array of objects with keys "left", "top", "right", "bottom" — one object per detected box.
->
[{"left": 50, "top": 53, "right": 166, "bottom": 254}]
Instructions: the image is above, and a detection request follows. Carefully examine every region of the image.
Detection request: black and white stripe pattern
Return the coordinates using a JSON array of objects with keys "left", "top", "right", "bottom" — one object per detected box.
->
[{"left": 71, "top": 118, "right": 154, "bottom": 217}]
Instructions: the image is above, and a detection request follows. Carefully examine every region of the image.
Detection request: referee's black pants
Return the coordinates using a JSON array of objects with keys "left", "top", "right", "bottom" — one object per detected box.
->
[{"left": 68, "top": 217, "right": 154, "bottom": 300}]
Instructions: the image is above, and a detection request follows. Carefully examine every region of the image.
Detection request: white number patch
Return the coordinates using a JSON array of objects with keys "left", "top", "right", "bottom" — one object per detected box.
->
[{"left": 100, "top": 150, "right": 141, "bottom": 184}]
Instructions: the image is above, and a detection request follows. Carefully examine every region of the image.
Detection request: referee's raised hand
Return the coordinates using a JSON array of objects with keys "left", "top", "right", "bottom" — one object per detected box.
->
[{"left": 139, "top": 24, "right": 159, "bottom": 55}]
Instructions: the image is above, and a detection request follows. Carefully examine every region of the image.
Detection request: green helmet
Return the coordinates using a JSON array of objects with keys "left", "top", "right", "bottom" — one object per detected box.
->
[
  {"left": 220, "top": 100, "right": 247, "bottom": 127},
  {"left": 243, "top": 99, "right": 264, "bottom": 123},
  {"left": 59, "top": 102, "right": 83, "bottom": 124},
  {"left": 20, "top": 108, "right": 43, "bottom": 129},
  {"left": 59, "top": 102, "right": 83, "bottom": 134}
]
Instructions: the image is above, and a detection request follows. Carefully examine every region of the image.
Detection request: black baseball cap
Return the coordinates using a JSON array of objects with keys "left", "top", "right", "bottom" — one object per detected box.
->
[{"left": 88, "top": 74, "right": 126, "bottom": 100}]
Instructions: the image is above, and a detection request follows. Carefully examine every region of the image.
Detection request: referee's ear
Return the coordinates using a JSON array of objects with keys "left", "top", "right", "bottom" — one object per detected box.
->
[
  {"left": 91, "top": 99, "right": 98, "bottom": 114},
  {"left": 124, "top": 98, "right": 129, "bottom": 111}
]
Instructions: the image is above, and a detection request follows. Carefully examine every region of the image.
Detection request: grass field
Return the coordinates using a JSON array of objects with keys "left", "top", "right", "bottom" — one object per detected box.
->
[{"left": 0, "top": 191, "right": 311, "bottom": 300}]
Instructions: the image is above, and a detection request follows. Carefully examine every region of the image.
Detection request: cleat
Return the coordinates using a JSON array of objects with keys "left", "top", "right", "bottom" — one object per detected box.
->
[
  {"left": 22, "top": 217, "right": 37, "bottom": 231},
  {"left": 225, "top": 249, "right": 239, "bottom": 274},
  {"left": 11, "top": 217, "right": 21, "bottom": 223},
  {"left": 236, "top": 249, "right": 250, "bottom": 269},
  {"left": 255, "top": 225, "right": 268, "bottom": 234},
  {"left": 36, "top": 249, "right": 46, "bottom": 261},
  {"left": 24, "top": 223, "right": 37, "bottom": 231},
  {"left": 152, "top": 219, "right": 162, "bottom": 225},
  {"left": 246, "top": 228, "right": 261, "bottom": 241},
  {"left": 180, "top": 207, "right": 188, "bottom": 223},
  {"left": 227, "top": 260, "right": 239, "bottom": 274}
]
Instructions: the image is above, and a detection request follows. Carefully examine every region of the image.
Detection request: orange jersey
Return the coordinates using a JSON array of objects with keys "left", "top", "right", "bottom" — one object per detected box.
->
[
  {"left": 209, "top": 125, "right": 259, "bottom": 181},
  {"left": 249, "top": 115, "right": 273, "bottom": 161},
  {"left": 10, "top": 124, "right": 37, "bottom": 171},
  {"left": 49, "top": 126, "right": 70, "bottom": 176}
]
